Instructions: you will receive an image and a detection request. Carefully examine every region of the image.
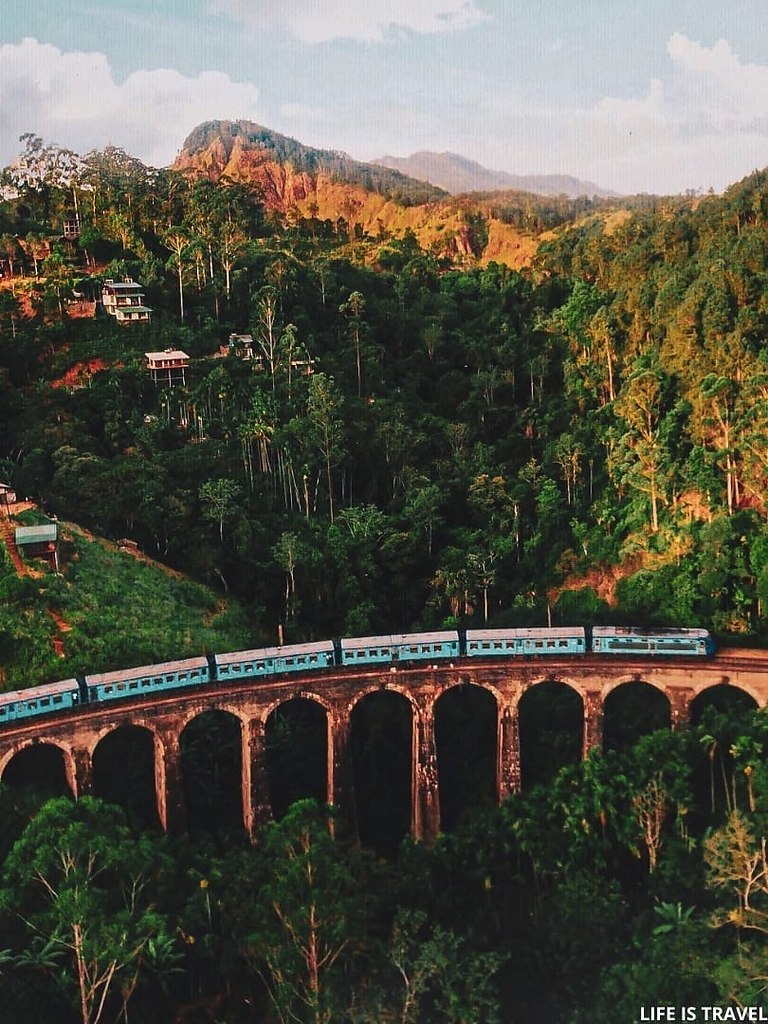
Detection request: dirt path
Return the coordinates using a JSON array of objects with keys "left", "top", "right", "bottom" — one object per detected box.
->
[
  {"left": 0, "top": 505, "right": 43, "bottom": 578},
  {"left": 49, "top": 608, "right": 72, "bottom": 657}
]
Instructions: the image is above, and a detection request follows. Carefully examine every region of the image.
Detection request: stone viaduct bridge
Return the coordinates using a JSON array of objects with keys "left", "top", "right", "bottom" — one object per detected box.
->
[{"left": 1, "top": 649, "right": 766, "bottom": 844}]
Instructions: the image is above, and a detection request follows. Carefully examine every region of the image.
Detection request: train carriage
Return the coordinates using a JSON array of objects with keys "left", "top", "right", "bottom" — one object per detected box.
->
[
  {"left": 215, "top": 647, "right": 276, "bottom": 681},
  {"left": 0, "top": 623, "right": 720, "bottom": 731},
  {"left": 591, "top": 626, "right": 714, "bottom": 656},
  {"left": 272, "top": 640, "right": 336, "bottom": 675},
  {"left": 85, "top": 655, "right": 211, "bottom": 703},
  {"left": 340, "top": 632, "right": 461, "bottom": 667},
  {"left": 215, "top": 640, "right": 335, "bottom": 681},
  {"left": 0, "top": 678, "right": 82, "bottom": 723},
  {"left": 466, "top": 627, "right": 587, "bottom": 657}
]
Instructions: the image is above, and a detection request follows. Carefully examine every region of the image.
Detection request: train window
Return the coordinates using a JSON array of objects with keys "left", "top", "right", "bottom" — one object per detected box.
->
[
  {"left": 40, "top": 698, "right": 49, "bottom": 707},
  {"left": 165, "top": 676, "right": 174, "bottom": 683},
  {"left": 129, "top": 681, "right": 138, "bottom": 690},
  {"left": 154, "top": 677, "right": 162, "bottom": 685},
  {"left": 494, "top": 642, "right": 502, "bottom": 650},
  {"left": 179, "top": 673, "right": 187, "bottom": 681},
  {"left": 535, "top": 641, "right": 543, "bottom": 648},
  {"left": 286, "top": 658, "right": 295, "bottom": 666},
  {"left": 54, "top": 695, "right": 63, "bottom": 704},
  {"left": 547, "top": 640, "right": 555, "bottom": 647},
  {"left": 117, "top": 683, "right": 126, "bottom": 692},
  {"left": 105, "top": 686, "right": 113, "bottom": 693}
]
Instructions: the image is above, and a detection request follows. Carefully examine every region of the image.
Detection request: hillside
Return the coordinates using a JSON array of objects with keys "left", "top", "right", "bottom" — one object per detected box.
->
[
  {"left": 174, "top": 120, "right": 446, "bottom": 206},
  {"left": 0, "top": 509, "right": 255, "bottom": 689},
  {"left": 374, "top": 150, "right": 619, "bottom": 198},
  {"left": 173, "top": 120, "right": 577, "bottom": 266}
]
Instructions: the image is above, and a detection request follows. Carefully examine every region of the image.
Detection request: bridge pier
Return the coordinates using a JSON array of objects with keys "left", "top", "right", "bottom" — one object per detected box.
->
[
  {"left": 243, "top": 716, "right": 271, "bottom": 836},
  {"left": 583, "top": 691, "right": 604, "bottom": 756},
  {"left": 329, "top": 708, "right": 352, "bottom": 821},
  {"left": 413, "top": 699, "right": 440, "bottom": 844},
  {"left": 669, "top": 688, "right": 692, "bottom": 730},
  {"left": 66, "top": 745, "right": 93, "bottom": 798},
  {"left": 154, "top": 727, "right": 185, "bottom": 832},
  {"left": 498, "top": 703, "right": 521, "bottom": 800}
]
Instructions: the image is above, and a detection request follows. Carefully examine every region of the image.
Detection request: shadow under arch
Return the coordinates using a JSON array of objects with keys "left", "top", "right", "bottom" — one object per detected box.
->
[
  {"left": 690, "top": 684, "right": 758, "bottom": 726},
  {"left": 93, "top": 724, "right": 160, "bottom": 830},
  {"left": 265, "top": 696, "right": 328, "bottom": 820},
  {"left": 2, "top": 742, "right": 71, "bottom": 799},
  {"left": 603, "top": 680, "right": 671, "bottom": 752},
  {"left": 689, "top": 684, "right": 760, "bottom": 825},
  {"left": 181, "top": 709, "right": 243, "bottom": 836},
  {"left": 350, "top": 689, "right": 412, "bottom": 856},
  {"left": 519, "top": 679, "right": 583, "bottom": 789},
  {"left": 435, "top": 682, "right": 497, "bottom": 833}
]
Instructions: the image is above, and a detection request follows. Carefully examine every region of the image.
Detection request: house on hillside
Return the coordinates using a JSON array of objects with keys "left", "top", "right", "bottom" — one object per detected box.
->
[
  {"left": 221, "top": 333, "right": 255, "bottom": 359},
  {"left": 62, "top": 213, "right": 80, "bottom": 241},
  {"left": 102, "top": 278, "right": 152, "bottom": 324},
  {"left": 15, "top": 522, "right": 59, "bottom": 571},
  {"left": 0, "top": 483, "right": 17, "bottom": 510},
  {"left": 145, "top": 349, "right": 189, "bottom": 386}
]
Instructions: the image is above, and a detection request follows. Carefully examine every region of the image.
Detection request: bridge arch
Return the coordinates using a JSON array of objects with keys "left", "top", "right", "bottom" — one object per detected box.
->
[
  {"left": 260, "top": 689, "right": 334, "bottom": 723},
  {"left": 92, "top": 724, "right": 160, "bottom": 828},
  {"left": 691, "top": 680, "right": 762, "bottom": 713},
  {"left": 601, "top": 673, "right": 671, "bottom": 701},
  {"left": 603, "top": 678, "right": 672, "bottom": 752},
  {"left": 690, "top": 683, "right": 759, "bottom": 723},
  {"left": 350, "top": 687, "right": 414, "bottom": 854},
  {"left": 180, "top": 708, "right": 244, "bottom": 835},
  {"left": 518, "top": 679, "right": 584, "bottom": 788},
  {"left": 265, "top": 696, "right": 329, "bottom": 820},
  {"left": 434, "top": 682, "right": 498, "bottom": 832},
  {"left": 1, "top": 740, "right": 74, "bottom": 798},
  {"left": 347, "top": 679, "right": 420, "bottom": 716},
  {"left": 432, "top": 675, "right": 503, "bottom": 707}
]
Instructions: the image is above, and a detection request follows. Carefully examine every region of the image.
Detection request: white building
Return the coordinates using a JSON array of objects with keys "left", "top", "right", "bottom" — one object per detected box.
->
[
  {"left": 102, "top": 278, "right": 152, "bottom": 324},
  {"left": 145, "top": 349, "right": 189, "bottom": 386}
]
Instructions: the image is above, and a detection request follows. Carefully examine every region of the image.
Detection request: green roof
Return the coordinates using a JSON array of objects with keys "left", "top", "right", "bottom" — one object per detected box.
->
[{"left": 15, "top": 523, "right": 58, "bottom": 545}]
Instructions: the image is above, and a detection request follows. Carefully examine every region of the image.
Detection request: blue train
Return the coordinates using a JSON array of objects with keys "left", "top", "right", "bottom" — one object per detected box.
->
[{"left": 0, "top": 625, "right": 715, "bottom": 724}]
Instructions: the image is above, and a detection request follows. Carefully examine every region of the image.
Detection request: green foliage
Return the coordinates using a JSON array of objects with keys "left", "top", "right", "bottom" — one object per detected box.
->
[
  {"left": 0, "top": 797, "right": 177, "bottom": 1024},
  {"left": 0, "top": 522, "right": 253, "bottom": 687}
]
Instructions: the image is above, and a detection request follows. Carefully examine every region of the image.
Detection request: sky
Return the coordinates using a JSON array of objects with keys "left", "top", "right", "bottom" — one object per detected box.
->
[{"left": 2, "top": 0, "right": 768, "bottom": 195}]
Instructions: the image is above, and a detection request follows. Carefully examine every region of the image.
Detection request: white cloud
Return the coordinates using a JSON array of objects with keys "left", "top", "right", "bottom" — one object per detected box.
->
[
  {"left": 0, "top": 38, "right": 261, "bottom": 168},
  {"left": 208, "top": 0, "right": 488, "bottom": 44},
  {"left": 582, "top": 33, "right": 768, "bottom": 192}
]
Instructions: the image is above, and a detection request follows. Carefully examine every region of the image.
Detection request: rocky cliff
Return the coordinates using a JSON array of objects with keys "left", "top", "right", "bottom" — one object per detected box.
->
[{"left": 173, "top": 121, "right": 558, "bottom": 267}]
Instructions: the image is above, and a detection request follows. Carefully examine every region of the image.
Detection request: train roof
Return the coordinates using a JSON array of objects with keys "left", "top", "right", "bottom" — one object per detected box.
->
[
  {"left": 0, "top": 678, "right": 79, "bottom": 703},
  {"left": 216, "top": 640, "right": 334, "bottom": 665},
  {"left": 466, "top": 627, "right": 586, "bottom": 640},
  {"left": 592, "top": 626, "right": 711, "bottom": 638},
  {"left": 340, "top": 632, "right": 458, "bottom": 650},
  {"left": 86, "top": 655, "right": 209, "bottom": 686}
]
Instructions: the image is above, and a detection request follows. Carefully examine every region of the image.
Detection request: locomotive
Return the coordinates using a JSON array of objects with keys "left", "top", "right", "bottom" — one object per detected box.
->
[{"left": 0, "top": 625, "right": 715, "bottom": 725}]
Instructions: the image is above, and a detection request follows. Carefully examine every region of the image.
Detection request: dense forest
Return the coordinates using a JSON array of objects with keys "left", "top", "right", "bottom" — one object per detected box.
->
[{"left": 2, "top": 134, "right": 768, "bottom": 1021}]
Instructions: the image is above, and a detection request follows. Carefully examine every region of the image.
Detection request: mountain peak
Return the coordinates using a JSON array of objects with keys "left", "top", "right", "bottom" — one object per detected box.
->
[
  {"left": 174, "top": 121, "right": 446, "bottom": 205},
  {"left": 373, "top": 151, "right": 618, "bottom": 198}
]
